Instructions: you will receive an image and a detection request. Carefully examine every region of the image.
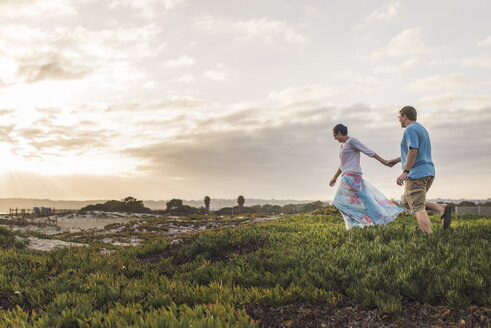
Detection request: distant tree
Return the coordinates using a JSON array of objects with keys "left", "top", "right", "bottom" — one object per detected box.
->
[
  {"left": 458, "top": 201, "right": 477, "bottom": 206},
  {"left": 80, "top": 196, "right": 150, "bottom": 213},
  {"left": 122, "top": 196, "right": 137, "bottom": 203},
  {"left": 250, "top": 205, "right": 262, "bottom": 213},
  {"left": 237, "top": 195, "right": 245, "bottom": 208},
  {"left": 121, "top": 196, "right": 150, "bottom": 213},
  {"left": 164, "top": 198, "right": 201, "bottom": 216},
  {"left": 271, "top": 205, "right": 282, "bottom": 214},
  {"left": 261, "top": 204, "right": 273, "bottom": 213},
  {"left": 301, "top": 201, "right": 324, "bottom": 213},
  {"left": 204, "top": 196, "right": 211, "bottom": 215},
  {"left": 166, "top": 199, "right": 183, "bottom": 211},
  {"left": 282, "top": 204, "right": 298, "bottom": 214},
  {"left": 218, "top": 207, "right": 233, "bottom": 215}
]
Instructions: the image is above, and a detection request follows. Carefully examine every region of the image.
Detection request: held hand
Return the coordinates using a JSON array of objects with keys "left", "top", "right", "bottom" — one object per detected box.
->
[
  {"left": 329, "top": 178, "right": 337, "bottom": 187},
  {"left": 396, "top": 172, "right": 408, "bottom": 186},
  {"left": 387, "top": 159, "right": 398, "bottom": 167}
]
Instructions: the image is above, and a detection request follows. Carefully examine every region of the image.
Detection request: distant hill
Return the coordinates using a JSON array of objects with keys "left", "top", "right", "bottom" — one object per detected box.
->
[
  {"left": 154, "top": 199, "right": 321, "bottom": 211},
  {"left": 0, "top": 198, "right": 322, "bottom": 212},
  {"left": 1, "top": 197, "right": 487, "bottom": 213}
]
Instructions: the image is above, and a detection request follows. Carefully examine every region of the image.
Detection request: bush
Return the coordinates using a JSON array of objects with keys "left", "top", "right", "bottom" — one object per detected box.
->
[
  {"left": 80, "top": 197, "right": 151, "bottom": 213},
  {"left": 0, "top": 227, "right": 27, "bottom": 250}
]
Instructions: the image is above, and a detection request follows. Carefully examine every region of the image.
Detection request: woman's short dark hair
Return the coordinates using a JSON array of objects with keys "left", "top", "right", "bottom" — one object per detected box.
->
[{"left": 333, "top": 124, "right": 348, "bottom": 136}]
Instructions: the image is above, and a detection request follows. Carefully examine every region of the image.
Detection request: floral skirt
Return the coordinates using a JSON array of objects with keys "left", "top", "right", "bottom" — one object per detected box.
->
[{"left": 333, "top": 174, "right": 402, "bottom": 230}]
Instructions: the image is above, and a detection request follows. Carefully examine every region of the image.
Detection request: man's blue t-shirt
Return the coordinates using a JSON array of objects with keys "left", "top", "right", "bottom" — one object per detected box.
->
[{"left": 401, "top": 122, "right": 435, "bottom": 179}]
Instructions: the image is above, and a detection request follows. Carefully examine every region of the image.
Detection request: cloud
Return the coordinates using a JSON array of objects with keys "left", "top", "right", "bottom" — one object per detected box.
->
[
  {"left": 36, "top": 107, "right": 63, "bottom": 115},
  {"left": 0, "top": 0, "right": 77, "bottom": 18},
  {"left": 123, "top": 118, "right": 333, "bottom": 195},
  {"left": 16, "top": 54, "right": 91, "bottom": 83},
  {"left": 194, "top": 16, "right": 305, "bottom": 46},
  {"left": 177, "top": 74, "right": 196, "bottom": 83},
  {"left": 122, "top": 103, "right": 396, "bottom": 185},
  {"left": 426, "top": 106, "right": 491, "bottom": 164},
  {"left": 69, "top": 24, "right": 162, "bottom": 60},
  {"left": 419, "top": 93, "right": 491, "bottom": 109},
  {"left": 0, "top": 124, "right": 16, "bottom": 143},
  {"left": 203, "top": 70, "right": 228, "bottom": 82},
  {"left": 373, "top": 59, "right": 418, "bottom": 73},
  {"left": 28, "top": 131, "right": 107, "bottom": 153},
  {"left": 165, "top": 55, "right": 195, "bottom": 68},
  {"left": 203, "top": 63, "right": 231, "bottom": 82},
  {"left": 1, "top": 22, "right": 161, "bottom": 88},
  {"left": 372, "top": 28, "right": 432, "bottom": 58},
  {"left": 5, "top": 109, "right": 116, "bottom": 158},
  {"left": 267, "top": 84, "right": 359, "bottom": 104},
  {"left": 149, "top": 97, "right": 211, "bottom": 110},
  {"left": 0, "top": 25, "right": 47, "bottom": 56},
  {"left": 114, "top": 98, "right": 491, "bottom": 199},
  {"left": 462, "top": 55, "right": 491, "bottom": 68},
  {"left": 407, "top": 73, "right": 474, "bottom": 91},
  {"left": 15, "top": 123, "right": 112, "bottom": 155},
  {"left": 105, "top": 96, "right": 211, "bottom": 112},
  {"left": 0, "top": 109, "right": 15, "bottom": 116},
  {"left": 108, "top": 0, "right": 183, "bottom": 18},
  {"left": 358, "top": 1, "right": 403, "bottom": 27},
  {"left": 478, "top": 35, "right": 491, "bottom": 47}
]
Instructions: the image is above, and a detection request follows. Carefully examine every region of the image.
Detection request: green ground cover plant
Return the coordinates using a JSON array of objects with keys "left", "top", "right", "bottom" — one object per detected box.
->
[{"left": 0, "top": 211, "right": 489, "bottom": 327}]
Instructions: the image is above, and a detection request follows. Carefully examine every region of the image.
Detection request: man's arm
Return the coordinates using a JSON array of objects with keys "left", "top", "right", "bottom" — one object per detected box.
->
[
  {"left": 403, "top": 148, "right": 418, "bottom": 171},
  {"left": 396, "top": 148, "right": 418, "bottom": 185}
]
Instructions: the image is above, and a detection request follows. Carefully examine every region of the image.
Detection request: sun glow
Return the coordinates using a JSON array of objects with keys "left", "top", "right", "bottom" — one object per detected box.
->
[
  {"left": 0, "top": 143, "right": 141, "bottom": 176},
  {"left": 1, "top": 81, "right": 82, "bottom": 111}
]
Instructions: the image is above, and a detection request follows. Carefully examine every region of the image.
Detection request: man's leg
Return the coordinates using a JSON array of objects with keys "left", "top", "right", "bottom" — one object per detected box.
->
[
  {"left": 426, "top": 202, "right": 447, "bottom": 227},
  {"left": 405, "top": 177, "right": 434, "bottom": 234},
  {"left": 415, "top": 209, "right": 432, "bottom": 234}
]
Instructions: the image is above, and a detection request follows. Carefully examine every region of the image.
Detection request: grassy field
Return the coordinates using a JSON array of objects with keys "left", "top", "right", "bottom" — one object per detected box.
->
[{"left": 0, "top": 210, "right": 489, "bottom": 327}]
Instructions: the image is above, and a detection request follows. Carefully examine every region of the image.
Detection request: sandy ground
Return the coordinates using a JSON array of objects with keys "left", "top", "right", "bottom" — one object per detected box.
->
[
  {"left": 23, "top": 237, "right": 88, "bottom": 251},
  {"left": 6, "top": 217, "right": 139, "bottom": 235},
  {"left": 2, "top": 212, "right": 280, "bottom": 251}
]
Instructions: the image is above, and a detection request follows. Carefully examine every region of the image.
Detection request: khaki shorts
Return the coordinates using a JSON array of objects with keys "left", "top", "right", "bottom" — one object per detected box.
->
[{"left": 401, "top": 176, "right": 434, "bottom": 212}]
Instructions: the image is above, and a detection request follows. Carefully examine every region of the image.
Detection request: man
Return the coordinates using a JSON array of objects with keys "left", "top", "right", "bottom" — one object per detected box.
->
[{"left": 387, "top": 106, "right": 451, "bottom": 234}]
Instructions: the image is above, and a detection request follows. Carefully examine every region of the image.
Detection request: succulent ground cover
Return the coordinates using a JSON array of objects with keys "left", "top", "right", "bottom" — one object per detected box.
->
[{"left": 0, "top": 210, "right": 489, "bottom": 327}]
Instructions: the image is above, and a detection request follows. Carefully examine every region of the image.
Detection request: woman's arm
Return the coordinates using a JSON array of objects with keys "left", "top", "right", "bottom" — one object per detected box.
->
[
  {"left": 330, "top": 168, "right": 342, "bottom": 187},
  {"left": 350, "top": 138, "right": 376, "bottom": 157},
  {"left": 372, "top": 154, "right": 388, "bottom": 166}
]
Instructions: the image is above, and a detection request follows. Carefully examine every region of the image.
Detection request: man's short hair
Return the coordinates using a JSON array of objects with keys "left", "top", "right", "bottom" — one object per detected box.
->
[
  {"left": 399, "top": 106, "right": 417, "bottom": 121},
  {"left": 333, "top": 123, "right": 348, "bottom": 136}
]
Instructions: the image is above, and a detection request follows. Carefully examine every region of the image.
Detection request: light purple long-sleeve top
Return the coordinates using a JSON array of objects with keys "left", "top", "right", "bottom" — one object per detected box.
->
[{"left": 339, "top": 137, "right": 375, "bottom": 176}]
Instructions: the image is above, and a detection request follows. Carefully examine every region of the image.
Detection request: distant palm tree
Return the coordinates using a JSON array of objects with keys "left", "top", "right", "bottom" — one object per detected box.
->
[
  {"left": 237, "top": 195, "right": 245, "bottom": 208},
  {"left": 204, "top": 196, "right": 211, "bottom": 215}
]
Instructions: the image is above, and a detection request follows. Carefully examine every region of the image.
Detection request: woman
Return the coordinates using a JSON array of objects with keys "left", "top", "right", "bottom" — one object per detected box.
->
[{"left": 330, "top": 124, "right": 402, "bottom": 230}]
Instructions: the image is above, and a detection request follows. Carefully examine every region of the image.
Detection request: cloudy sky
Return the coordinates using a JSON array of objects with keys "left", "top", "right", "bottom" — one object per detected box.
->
[{"left": 0, "top": 0, "right": 490, "bottom": 202}]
